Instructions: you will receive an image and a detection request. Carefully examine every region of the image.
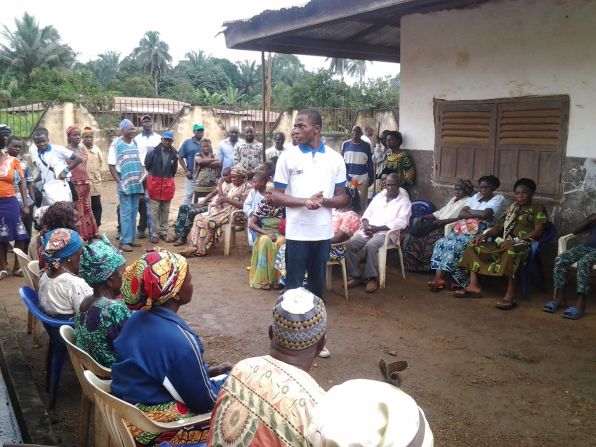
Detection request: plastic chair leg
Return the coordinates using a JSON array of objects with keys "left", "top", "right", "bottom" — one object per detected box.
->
[
  {"left": 378, "top": 248, "right": 387, "bottom": 289},
  {"left": 45, "top": 338, "right": 53, "bottom": 393},
  {"left": 27, "top": 310, "right": 33, "bottom": 334},
  {"left": 48, "top": 346, "right": 68, "bottom": 409},
  {"left": 79, "top": 396, "right": 91, "bottom": 447},
  {"left": 340, "top": 258, "right": 349, "bottom": 301},
  {"left": 223, "top": 224, "right": 232, "bottom": 256},
  {"left": 397, "top": 247, "right": 406, "bottom": 280},
  {"left": 325, "top": 264, "right": 332, "bottom": 291}
]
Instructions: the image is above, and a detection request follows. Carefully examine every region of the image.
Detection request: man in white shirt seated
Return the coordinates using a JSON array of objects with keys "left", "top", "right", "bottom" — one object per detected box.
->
[{"left": 345, "top": 173, "right": 411, "bottom": 293}]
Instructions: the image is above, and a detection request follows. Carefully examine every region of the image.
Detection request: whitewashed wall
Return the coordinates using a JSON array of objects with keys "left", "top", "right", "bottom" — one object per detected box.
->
[{"left": 399, "top": 0, "right": 596, "bottom": 158}]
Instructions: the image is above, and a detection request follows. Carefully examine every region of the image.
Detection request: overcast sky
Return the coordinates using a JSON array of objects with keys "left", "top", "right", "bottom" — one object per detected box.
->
[{"left": 1, "top": 0, "right": 400, "bottom": 81}]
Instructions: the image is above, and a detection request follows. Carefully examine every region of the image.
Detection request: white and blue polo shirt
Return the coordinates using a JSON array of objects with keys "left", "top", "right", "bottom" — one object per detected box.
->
[{"left": 274, "top": 143, "right": 346, "bottom": 241}]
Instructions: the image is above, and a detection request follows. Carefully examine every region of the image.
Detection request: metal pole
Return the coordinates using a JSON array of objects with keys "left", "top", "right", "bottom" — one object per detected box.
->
[{"left": 261, "top": 50, "right": 266, "bottom": 161}]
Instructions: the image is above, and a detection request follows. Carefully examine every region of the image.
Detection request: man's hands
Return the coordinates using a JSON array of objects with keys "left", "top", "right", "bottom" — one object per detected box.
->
[
  {"left": 185, "top": 170, "right": 193, "bottom": 180},
  {"left": 208, "top": 362, "right": 233, "bottom": 377},
  {"left": 305, "top": 191, "right": 324, "bottom": 210}
]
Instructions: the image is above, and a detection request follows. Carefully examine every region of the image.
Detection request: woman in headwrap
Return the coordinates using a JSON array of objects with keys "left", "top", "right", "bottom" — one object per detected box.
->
[
  {"left": 376, "top": 131, "right": 416, "bottom": 191},
  {"left": 248, "top": 182, "right": 286, "bottom": 289},
  {"left": 111, "top": 248, "right": 231, "bottom": 446},
  {"left": 75, "top": 236, "right": 130, "bottom": 368},
  {"left": 66, "top": 125, "right": 98, "bottom": 241},
  {"left": 457, "top": 178, "right": 547, "bottom": 309},
  {"left": 274, "top": 182, "right": 362, "bottom": 286},
  {"left": 35, "top": 201, "right": 80, "bottom": 270},
  {"left": 403, "top": 179, "right": 475, "bottom": 272},
  {"left": 38, "top": 228, "right": 92, "bottom": 317},
  {"left": 180, "top": 165, "right": 250, "bottom": 257}
]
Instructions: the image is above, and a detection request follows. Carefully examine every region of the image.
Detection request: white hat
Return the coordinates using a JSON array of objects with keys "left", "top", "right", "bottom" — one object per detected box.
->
[{"left": 307, "top": 379, "right": 434, "bottom": 447}]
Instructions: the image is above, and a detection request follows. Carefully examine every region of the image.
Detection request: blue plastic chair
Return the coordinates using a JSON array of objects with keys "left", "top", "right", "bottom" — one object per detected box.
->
[
  {"left": 409, "top": 200, "right": 435, "bottom": 227},
  {"left": 19, "top": 286, "right": 74, "bottom": 409},
  {"left": 519, "top": 223, "right": 557, "bottom": 300}
]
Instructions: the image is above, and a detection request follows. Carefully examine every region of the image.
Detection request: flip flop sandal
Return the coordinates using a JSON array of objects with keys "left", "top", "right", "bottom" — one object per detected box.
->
[
  {"left": 0, "top": 270, "right": 8, "bottom": 280},
  {"left": 454, "top": 290, "right": 483, "bottom": 298},
  {"left": 542, "top": 301, "right": 560, "bottom": 313},
  {"left": 562, "top": 306, "right": 583, "bottom": 320},
  {"left": 13, "top": 268, "right": 24, "bottom": 277},
  {"left": 449, "top": 283, "right": 463, "bottom": 291},
  {"left": 496, "top": 300, "right": 517, "bottom": 310},
  {"left": 431, "top": 284, "right": 445, "bottom": 293},
  {"left": 379, "top": 359, "right": 408, "bottom": 387}
]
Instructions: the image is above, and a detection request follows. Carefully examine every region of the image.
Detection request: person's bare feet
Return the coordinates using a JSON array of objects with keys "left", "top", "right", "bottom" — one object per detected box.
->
[
  {"left": 119, "top": 244, "right": 133, "bottom": 252},
  {"left": 347, "top": 277, "right": 362, "bottom": 288},
  {"left": 366, "top": 280, "right": 378, "bottom": 293},
  {"left": 179, "top": 247, "right": 197, "bottom": 258}
]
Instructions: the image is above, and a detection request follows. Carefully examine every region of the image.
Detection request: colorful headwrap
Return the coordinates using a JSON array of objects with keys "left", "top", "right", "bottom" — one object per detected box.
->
[
  {"left": 345, "top": 180, "right": 357, "bottom": 200},
  {"left": 66, "top": 125, "right": 80, "bottom": 139},
  {"left": 121, "top": 248, "right": 188, "bottom": 311},
  {"left": 455, "top": 178, "right": 474, "bottom": 196},
  {"left": 80, "top": 235, "right": 126, "bottom": 287},
  {"left": 42, "top": 228, "right": 83, "bottom": 270},
  {"left": 231, "top": 164, "right": 249, "bottom": 180},
  {"left": 272, "top": 288, "right": 327, "bottom": 350},
  {"left": 81, "top": 126, "right": 94, "bottom": 137},
  {"left": 265, "top": 182, "right": 275, "bottom": 193},
  {"left": 119, "top": 119, "right": 134, "bottom": 131}
]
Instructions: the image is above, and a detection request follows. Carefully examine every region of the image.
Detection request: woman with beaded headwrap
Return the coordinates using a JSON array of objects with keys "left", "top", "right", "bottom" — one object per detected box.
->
[
  {"left": 180, "top": 165, "right": 250, "bottom": 257},
  {"left": 402, "top": 179, "right": 474, "bottom": 272},
  {"left": 75, "top": 236, "right": 130, "bottom": 368},
  {"left": 66, "top": 125, "right": 98, "bottom": 240},
  {"left": 38, "top": 228, "right": 92, "bottom": 317},
  {"left": 111, "top": 248, "right": 231, "bottom": 446}
]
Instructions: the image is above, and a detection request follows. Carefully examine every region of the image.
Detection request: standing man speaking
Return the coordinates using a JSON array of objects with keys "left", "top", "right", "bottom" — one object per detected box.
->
[{"left": 273, "top": 108, "right": 348, "bottom": 301}]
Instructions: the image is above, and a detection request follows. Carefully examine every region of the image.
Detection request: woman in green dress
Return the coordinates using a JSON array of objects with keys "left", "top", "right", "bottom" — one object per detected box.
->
[
  {"left": 456, "top": 178, "right": 547, "bottom": 310},
  {"left": 75, "top": 235, "right": 131, "bottom": 368}
]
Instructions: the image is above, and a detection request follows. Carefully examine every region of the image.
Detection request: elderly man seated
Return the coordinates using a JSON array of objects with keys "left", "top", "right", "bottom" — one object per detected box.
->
[
  {"left": 346, "top": 173, "right": 411, "bottom": 293},
  {"left": 208, "top": 288, "right": 327, "bottom": 446}
]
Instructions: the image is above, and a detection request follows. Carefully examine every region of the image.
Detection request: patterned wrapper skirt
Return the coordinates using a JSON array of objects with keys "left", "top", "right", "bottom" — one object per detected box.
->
[{"left": 0, "top": 197, "right": 29, "bottom": 242}]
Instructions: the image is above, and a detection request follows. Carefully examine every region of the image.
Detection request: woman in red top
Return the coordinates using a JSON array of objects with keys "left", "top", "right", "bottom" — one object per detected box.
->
[
  {"left": 66, "top": 125, "right": 99, "bottom": 241},
  {"left": 0, "top": 136, "right": 30, "bottom": 278}
]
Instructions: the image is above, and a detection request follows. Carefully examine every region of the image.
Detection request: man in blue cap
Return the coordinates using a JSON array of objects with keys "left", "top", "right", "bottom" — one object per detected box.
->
[
  {"left": 178, "top": 124, "right": 206, "bottom": 205},
  {"left": 144, "top": 131, "right": 178, "bottom": 244}
]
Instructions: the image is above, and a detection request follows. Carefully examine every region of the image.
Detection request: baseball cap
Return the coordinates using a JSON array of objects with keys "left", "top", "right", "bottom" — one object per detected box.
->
[
  {"left": 162, "top": 131, "right": 175, "bottom": 141},
  {"left": 193, "top": 124, "right": 205, "bottom": 131}
]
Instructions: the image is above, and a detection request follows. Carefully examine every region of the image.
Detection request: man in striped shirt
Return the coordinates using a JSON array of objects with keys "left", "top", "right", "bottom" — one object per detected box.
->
[{"left": 341, "top": 125, "right": 373, "bottom": 213}]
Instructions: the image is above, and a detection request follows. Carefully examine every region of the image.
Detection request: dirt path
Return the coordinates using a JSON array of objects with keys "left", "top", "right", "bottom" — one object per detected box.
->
[{"left": 2, "top": 178, "right": 595, "bottom": 446}]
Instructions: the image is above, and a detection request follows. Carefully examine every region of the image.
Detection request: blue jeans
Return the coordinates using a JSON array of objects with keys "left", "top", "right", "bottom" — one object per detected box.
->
[
  {"left": 285, "top": 239, "right": 331, "bottom": 300},
  {"left": 118, "top": 191, "right": 141, "bottom": 244}
]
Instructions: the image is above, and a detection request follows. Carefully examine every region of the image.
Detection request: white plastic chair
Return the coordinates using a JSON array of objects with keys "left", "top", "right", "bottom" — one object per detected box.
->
[
  {"left": 13, "top": 248, "right": 39, "bottom": 342},
  {"left": 378, "top": 229, "right": 406, "bottom": 289},
  {"left": 558, "top": 234, "right": 596, "bottom": 271},
  {"left": 326, "top": 244, "right": 349, "bottom": 301},
  {"left": 60, "top": 326, "right": 111, "bottom": 447},
  {"left": 223, "top": 209, "right": 245, "bottom": 256},
  {"left": 83, "top": 370, "right": 211, "bottom": 447}
]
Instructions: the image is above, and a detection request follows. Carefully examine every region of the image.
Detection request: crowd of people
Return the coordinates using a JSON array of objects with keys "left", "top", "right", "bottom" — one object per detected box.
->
[{"left": 1, "top": 105, "right": 594, "bottom": 446}]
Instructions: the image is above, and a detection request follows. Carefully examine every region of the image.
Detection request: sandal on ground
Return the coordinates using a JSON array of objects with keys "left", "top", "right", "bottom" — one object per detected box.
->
[
  {"left": 172, "top": 238, "right": 186, "bottom": 246},
  {"left": 562, "top": 306, "right": 583, "bottom": 320},
  {"left": 427, "top": 281, "right": 445, "bottom": 292},
  {"left": 542, "top": 301, "right": 561, "bottom": 313},
  {"left": 0, "top": 270, "right": 7, "bottom": 280},
  {"left": 449, "top": 283, "right": 463, "bottom": 291},
  {"left": 12, "top": 268, "right": 24, "bottom": 277},
  {"left": 150, "top": 236, "right": 159, "bottom": 244},
  {"left": 496, "top": 299, "right": 517, "bottom": 310},
  {"left": 454, "top": 289, "right": 483, "bottom": 298},
  {"left": 347, "top": 277, "right": 362, "bottom": 288},
  {"left": 379, "top": 359, "right": 408, "bottom": 387}
]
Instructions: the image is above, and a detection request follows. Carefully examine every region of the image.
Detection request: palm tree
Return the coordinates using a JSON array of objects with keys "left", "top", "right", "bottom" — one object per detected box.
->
[
  {"left": 184, "top": 50, "right": 211, "bottom": 69},
  {"left": 88, "top": 51, "right": 120, "bottom": 85},
  {"left": 326, "top": 57, "right": 350, "bottom": 82},
  {"left": 326, "top": 58, "right": 370, "bottom": 84},
  {"left": 236, "top": 60, "right": 259, "bottom": 95},
  {"left": 133, "top": 31, "right": 172, "bottom": 95},
  {"left": 0, "top": 12, "right": 75, "bottom": 76},
  {"left": 347, "top": 59, "right": 370, "bottom": 85}
]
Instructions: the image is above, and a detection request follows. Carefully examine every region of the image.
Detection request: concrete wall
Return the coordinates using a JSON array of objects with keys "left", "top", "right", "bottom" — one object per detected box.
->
[
  {"left": 398, "top": 0, "right": 596, "bottom": 232},
  {"left": 400, "top": 0, "right": 596, "bottom": 158}
]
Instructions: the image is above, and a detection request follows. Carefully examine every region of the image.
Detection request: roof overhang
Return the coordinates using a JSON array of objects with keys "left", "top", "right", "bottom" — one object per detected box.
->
[{"left": 223, "top": 0, "right": 491, "bottom": 63}]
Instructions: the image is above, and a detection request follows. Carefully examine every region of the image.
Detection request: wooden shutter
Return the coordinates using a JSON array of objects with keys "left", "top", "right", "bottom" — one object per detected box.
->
[
  {"left": 495, "top": 97, "right": 569, "bottom": 195},
  {"left": 434, "top": 102, "right": 496, "bottom": 184}
]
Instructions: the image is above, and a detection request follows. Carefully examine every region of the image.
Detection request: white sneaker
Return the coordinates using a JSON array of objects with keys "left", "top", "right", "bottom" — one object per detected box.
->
[{"left": 318, "top": 347, "right": 331, "bottom": 358}]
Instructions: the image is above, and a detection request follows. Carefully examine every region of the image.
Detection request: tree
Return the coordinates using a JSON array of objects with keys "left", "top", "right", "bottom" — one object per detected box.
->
[
  {"left": 87, "top": 51, "right": 120, "bottom": 85},
  {"left": 184, "top": 50, "right": 211, "bottom": 69},
  {"left": 0, "top": 12, "right": 75, "bottom": 77},
  {"left": 326, "top": 57, "right": 350, "bottom": 82},
  {"left": 271, "top": 53, "right": 304, "bottom": 87},
  {"left": 132, "top": 31, "right": 172, "bottom": 95},
  {"left": 326, "top": 57, "right": 371, "bottom": 84},
  {"left": 236, "top": 60, "right": 259, "bottom": 96}
]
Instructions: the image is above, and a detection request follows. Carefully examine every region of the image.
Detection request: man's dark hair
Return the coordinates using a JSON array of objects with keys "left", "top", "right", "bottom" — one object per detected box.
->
[
  {"left": 32, "top": 128, "right": 49, "bottom": 139},
  {"left": 253, "top": 172, "right": 268, "bottom": 183},
  {"left": 274, "top": 132, "right": 285, "bottom": 140},
  {"left": 6, "top": 136, "right": 23, "bottom": 146},
  {"left": 387, "top": 130, "right": 403, "bottom": 147},
  {"left": 297, "top": 108, "right": 323, "bottom": 128}
]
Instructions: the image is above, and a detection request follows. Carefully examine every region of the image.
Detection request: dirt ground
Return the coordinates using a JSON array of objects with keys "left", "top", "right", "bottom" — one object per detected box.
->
[{"left": 1, "top": 178, "right": 595, "bottom": 446}]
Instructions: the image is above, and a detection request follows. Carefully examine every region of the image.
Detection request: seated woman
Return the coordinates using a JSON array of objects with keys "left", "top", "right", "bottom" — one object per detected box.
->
[
  {"left": 429, "top": 175, "right": 506, "bottom": 292},
  {"left": 111, "top": 249, "right": 231, "bottom": 446},
  {"left": 544, "top": 213, "right": 596, "bottom": 320},
  {"left": 248, "top": 183, "right": 285, "bottom": 289},
  {"left": 180, "top": 165, "right": 250, "bottom": 257},
  {"left": 457, "top": 178, "right": 547, "bottom": 309},
  {"left": 35, "top": 201, "right": 81, "bottom": 270},
  {"left": 75, "top": 235, "right": 131, "bottom": 368},
  {"left": 403, "top": 179, "right": 474, "bottom": 272},
  {"left": 275, "top": 183, "right": 361, "bottom": 286},
  {"left": 39, "top": 228, "right": 92, "bottom": 318},
  {"left": 168, "top": 167, "right": 232, "bottom": 246}
]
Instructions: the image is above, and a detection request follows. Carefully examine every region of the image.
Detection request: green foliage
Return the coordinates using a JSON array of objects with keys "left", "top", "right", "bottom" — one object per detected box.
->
[{"left": 0, "top": 110, "right": 42, "bottom": 137}]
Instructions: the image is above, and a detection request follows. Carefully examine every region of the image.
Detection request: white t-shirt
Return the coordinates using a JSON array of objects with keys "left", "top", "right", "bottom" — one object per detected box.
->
[
  {"left": 30, "top": 144, "right": 74, "bottom": 184},
  {"left": 134, "top": 132, "right": 161, "bottom": 166},
  {"left": 39, "top": 272, "right": 93, "bottom": 316},
  {"left": 274, "top": 144, "right": 346, "bottom": 241}
]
